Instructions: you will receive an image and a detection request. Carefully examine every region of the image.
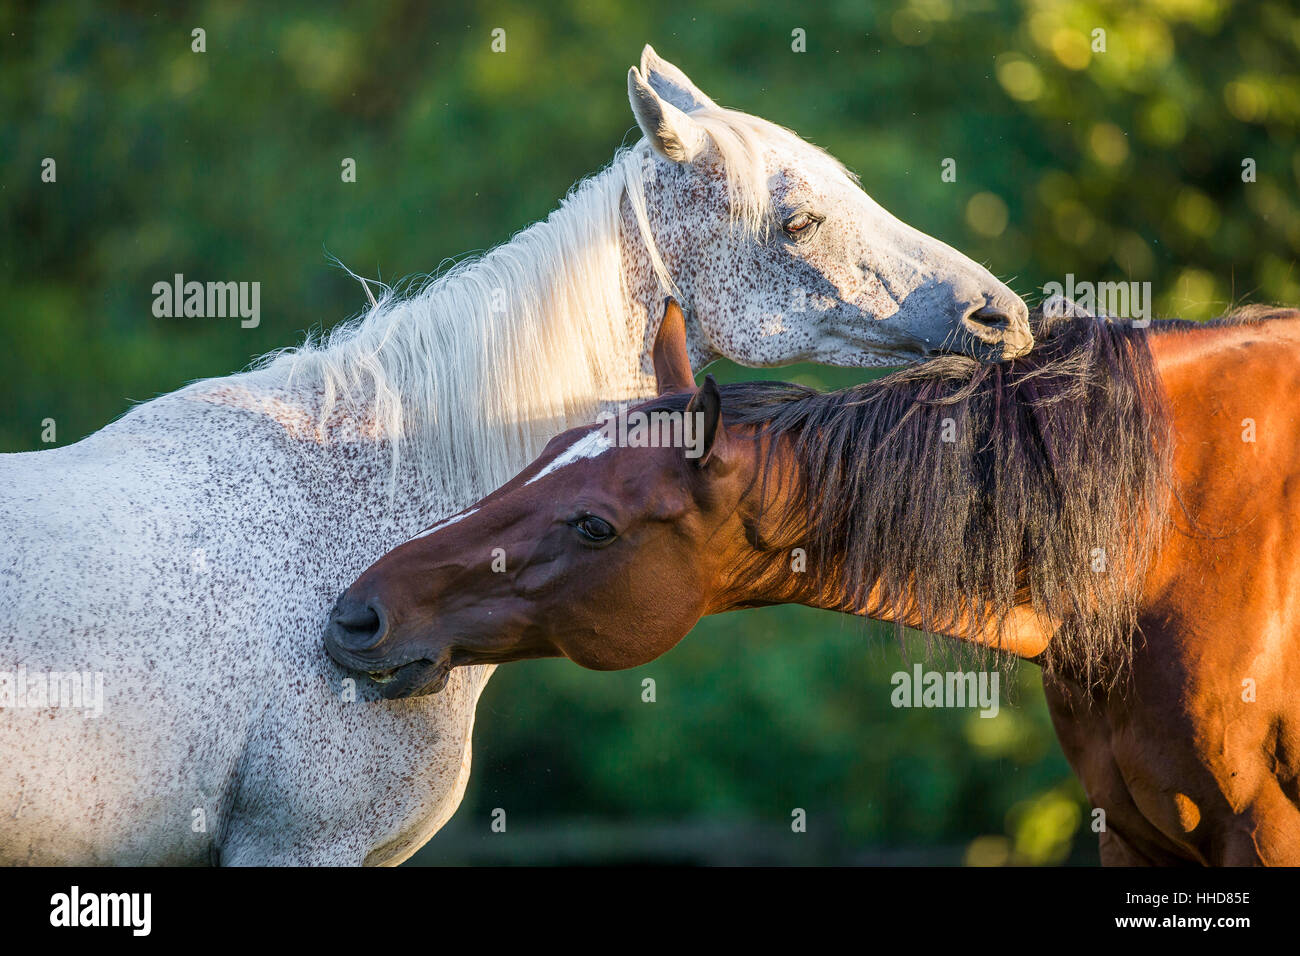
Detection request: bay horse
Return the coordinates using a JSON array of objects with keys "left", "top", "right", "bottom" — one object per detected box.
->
[
  {"left": 0, "top": 48, "right": 1029, "bottom": 865},
  {"left": 329, "top": 298, "right": 1300, "bottom": 865}
]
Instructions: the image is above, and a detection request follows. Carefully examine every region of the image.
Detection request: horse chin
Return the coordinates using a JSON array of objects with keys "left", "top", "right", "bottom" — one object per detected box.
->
[{"left": 376, "top": 658, "right": 451, "bottom": 700}]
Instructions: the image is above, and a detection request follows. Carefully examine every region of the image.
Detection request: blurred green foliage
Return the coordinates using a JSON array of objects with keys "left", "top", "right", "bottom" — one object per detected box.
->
[{"left": 3, "top": 0, "right": 1297, "bottom": 864}]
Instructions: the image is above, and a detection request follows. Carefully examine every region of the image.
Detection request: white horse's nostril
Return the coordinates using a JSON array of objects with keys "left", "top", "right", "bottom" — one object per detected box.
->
[
  {"left": 960, "top": 301, "right": 1033, "bottom": 359},
  {"left": 966, "top": 304, "right": 1013, "bottom": 330}
]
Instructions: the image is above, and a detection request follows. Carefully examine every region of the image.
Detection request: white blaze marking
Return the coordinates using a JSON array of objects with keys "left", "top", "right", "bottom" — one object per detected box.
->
[
  {"left": 524, "top": 431, "right": 611, "bottom": 486},
  {"left": 407, "top": 508, "right": 479, "bottom": 543}
]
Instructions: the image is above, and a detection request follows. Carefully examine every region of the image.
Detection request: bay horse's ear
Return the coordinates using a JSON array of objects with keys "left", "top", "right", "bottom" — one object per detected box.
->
[
  {"left": 653, "top": 297, "right": 695, "bottom": 395},
  {"left": 685, "top": 374, "right": 728, "bottom": 468}
]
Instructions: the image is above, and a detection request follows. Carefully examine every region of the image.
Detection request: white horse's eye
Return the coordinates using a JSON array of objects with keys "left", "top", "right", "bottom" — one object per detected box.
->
[{"left": 782, "top": 211, "right": 822, "bottom": 241}]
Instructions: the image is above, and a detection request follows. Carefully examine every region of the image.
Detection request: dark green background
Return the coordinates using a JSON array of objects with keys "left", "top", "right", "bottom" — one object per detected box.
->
[{"left": 3, "top": 0, "right": 1296, "bottom": 864}]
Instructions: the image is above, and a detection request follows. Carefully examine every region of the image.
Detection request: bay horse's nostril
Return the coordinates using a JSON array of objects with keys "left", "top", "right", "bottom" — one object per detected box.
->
[{"left": 329, "top": 599, "right": 388, "bottom": 651}]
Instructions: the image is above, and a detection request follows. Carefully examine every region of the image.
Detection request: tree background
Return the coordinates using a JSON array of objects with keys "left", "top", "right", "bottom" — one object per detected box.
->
[{"left": 3, "top": 0, "right": 1297, "bottom": 864}]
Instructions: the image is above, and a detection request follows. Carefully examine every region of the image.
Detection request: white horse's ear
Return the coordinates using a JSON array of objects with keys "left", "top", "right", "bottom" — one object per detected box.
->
[
  {"left": 639, "top": 45, "right": 717, "bottom": 113},
  {"left": 628, "top": 66, "right": 709, "bottom": 164}
]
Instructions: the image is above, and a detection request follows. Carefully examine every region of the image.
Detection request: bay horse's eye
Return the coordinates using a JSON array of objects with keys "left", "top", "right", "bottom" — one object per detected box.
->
[
  {"left": 782, "top": 211, "right": 822, "bottom": 241},
  {"left": 571, "top": 515, "right": 616, "bottom": 544}
]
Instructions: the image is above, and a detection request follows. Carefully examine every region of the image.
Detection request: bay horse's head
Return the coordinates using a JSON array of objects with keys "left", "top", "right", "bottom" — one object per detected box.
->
[
  {"left": 626, "top": 45, "right": 1031, "bottom": 365},
  {"left": 324, "top": 300, "right": 771, "bottom": 698}
]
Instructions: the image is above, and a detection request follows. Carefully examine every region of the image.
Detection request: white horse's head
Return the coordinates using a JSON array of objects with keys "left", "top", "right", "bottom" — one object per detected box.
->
[{"left": 628, "top": 46, "right": 1030, "bottom": 367}]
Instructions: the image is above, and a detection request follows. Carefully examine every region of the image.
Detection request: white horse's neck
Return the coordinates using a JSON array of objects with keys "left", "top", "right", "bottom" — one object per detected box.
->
[{"left": 204, "top": 146, "right": 677, "bottom": 527}]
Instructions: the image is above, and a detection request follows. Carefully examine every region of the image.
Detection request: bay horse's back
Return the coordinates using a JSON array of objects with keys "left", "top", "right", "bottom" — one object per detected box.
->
[{"left": 1052, "top": 309, "right": 1300, "bottom": 864}]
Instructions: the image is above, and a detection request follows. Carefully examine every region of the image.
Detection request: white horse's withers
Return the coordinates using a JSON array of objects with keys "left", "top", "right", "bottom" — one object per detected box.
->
[{"left": 0, "top": 47, "right": 1029, "bottom": 865}]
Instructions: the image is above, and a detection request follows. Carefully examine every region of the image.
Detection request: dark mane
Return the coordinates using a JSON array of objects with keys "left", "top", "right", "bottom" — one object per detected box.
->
[
  {"left": 646, "top": 305, "right": 1299, "bottom": 685},
  {"left": 646, "top": 307, "right": 1204, "bottom": 686}
]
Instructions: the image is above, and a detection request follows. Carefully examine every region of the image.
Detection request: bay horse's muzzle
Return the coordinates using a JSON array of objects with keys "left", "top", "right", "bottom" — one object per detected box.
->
[
  {"left": 323, "top": 594, "right": 453, "bottom": 698},
  {"left": 325, "top": 595, "right": 388, "bottom": 653},
  {"left": 323, "top": 593, "right": 394, "bottom": 679}
]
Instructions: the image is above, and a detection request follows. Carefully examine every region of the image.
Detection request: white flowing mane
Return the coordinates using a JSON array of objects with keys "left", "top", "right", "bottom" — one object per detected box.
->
[{"left": 245, "top": 106, "right": 804, "bottom": 502}]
